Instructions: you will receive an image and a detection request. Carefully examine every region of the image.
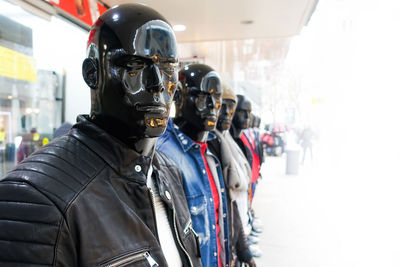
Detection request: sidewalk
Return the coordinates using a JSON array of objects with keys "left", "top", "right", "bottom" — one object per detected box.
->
[{"left": 252, "top": 155, "right": 400, "bottom": 267}]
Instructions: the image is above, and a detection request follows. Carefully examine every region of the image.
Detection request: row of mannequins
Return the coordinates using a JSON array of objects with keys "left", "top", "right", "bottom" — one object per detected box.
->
[
  {"left": 157, "top": 64, "right": 265, "bottom": 267},
  {"left": 0, "top": 4, "right": 264, "bottom": 267}
]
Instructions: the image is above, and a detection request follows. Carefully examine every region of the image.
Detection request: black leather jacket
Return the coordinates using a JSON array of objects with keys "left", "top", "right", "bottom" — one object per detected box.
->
[{"left": 0, "top": 115, "right": 201, "bottom": 267}]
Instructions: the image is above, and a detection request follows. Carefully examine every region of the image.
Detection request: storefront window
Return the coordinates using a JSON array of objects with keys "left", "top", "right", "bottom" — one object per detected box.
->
[{"left": 0, "top": 0, "right": 69, "bottom": 175}]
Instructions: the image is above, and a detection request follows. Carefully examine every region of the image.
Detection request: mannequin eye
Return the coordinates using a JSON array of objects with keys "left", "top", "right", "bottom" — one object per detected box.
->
[
  {"left": 187, "top": 88, "right": 200, "bottom": 96},
  {"left": 125, "top": 61, "right": 144, "bottom": 77},
  {"left": 237, "top": 110, "right": 246, "bottom": 116},
  {"left": 196, "top": 94, "right": 207, "bottom": 102},
  {"left": 126, "top": 61, "right": 144, "bottom": 70},
  {"left": 160, "top": 62, "right": 178, "bottom": 74},
  {"left": 210, "top": 89, "right": 221, "bottom": 97}
]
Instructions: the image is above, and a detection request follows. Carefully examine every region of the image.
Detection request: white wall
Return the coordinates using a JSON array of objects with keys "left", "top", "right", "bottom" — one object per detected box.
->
[{"left": 33, "top": 16, "right": 90, "bottom": 124}]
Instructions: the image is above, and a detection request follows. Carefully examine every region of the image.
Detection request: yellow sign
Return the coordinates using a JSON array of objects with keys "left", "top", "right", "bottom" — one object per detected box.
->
[
  {"left": 0, "top": 129, "right": 5, "bottom": 142},
  {"left": 0, "top": 45, "right": 37, "bottom": 82},
  {"left": 42, "top": 137, "right": 49, "bottom": 146},
  {"left": 33, "top": 133, "right": 40, "bottom": 141}
]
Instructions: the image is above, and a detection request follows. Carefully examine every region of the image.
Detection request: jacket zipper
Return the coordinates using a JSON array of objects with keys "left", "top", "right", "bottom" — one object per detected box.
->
[
  {"left": 183, "top": 220, "right": 191, "bottom": 234},
  {"left": 102, "top": 251, "right": 158, "bottom": 267},
  {"left": 172, "top": 204, "right": 194, "bottom": 267},
  {"left": 184, "top": 219, "right": 200, "bottom": 239},
  {"left": 148, "top": 188, "right": 160, "bottom": 242},
  {"left": 144, "top": 252, "right": 159, "bottom": 267},
  {"left": 184, "top": 220, "right": 202, "bottom": 258}
]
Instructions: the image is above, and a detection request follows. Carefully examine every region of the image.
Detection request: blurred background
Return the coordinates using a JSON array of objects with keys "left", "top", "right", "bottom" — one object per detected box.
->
[{"left": 1, "top": 0, "right": 399, "bottom": 266}]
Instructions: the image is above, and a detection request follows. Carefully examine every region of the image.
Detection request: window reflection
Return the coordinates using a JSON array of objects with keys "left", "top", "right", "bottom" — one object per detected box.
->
[{"left": 0, "top": 1, "right": 64, "bottom": 176}]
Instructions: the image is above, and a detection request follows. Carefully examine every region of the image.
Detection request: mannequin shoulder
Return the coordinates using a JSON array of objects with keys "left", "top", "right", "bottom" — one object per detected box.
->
[
  {"left": 0, "top": 178, "right": 65, "bottom": 265},
  {"left": 156, "top": 130, "right": 181, "bottom": 152},
  {"left": 1, "top": 135, "right": 106, "bottom": 211},
  {"left": 154, "top": 150, "right": 183, "bottom": 183}
]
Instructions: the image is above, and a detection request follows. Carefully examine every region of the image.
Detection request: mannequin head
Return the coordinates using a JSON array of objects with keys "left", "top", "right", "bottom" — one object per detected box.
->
[
  {"left": 254, "top": 115, "right": 261, "bottom": 128},
  {"left": 250, "top": 114, "right": 256, "bottom": 128},
  {"left": 232, "top": 94, "right": 252, "bottom": 130},
  {"left": 217, "top": 83, "right": 237, "bottom": 132},
  {"left": 82, "top": 4, "right": 178, "bottom": 141},
  {"left": 174, "top": 64, "right": 222, "bottom": 142}
]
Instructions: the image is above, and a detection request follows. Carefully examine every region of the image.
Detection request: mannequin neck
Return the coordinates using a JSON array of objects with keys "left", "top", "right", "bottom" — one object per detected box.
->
[
  {"left": 90, "top": 114, "right": 156, "bottom": 158},
  {"left": 229, "top": 123, "right": 242, "bottom": 138},
  {"left": 174, "top": 118, "right": 209, "bottom": 143},
  {"left": 218, "top": 128, "right": 228, "bottom": 135}
]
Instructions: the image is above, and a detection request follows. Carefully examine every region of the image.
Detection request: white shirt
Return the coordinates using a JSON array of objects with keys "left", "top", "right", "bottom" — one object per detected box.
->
[{"left": 147, "top": 166, "right": 183, "bottom": 266}]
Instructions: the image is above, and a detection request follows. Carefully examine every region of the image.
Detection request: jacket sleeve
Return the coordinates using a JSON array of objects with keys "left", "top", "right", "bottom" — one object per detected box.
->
[
  {"left": 232, "top": 201, "right": 253, "bottom": 263},
  {"left": 0, "top": 180, "right": 76, "bottom": 266}
]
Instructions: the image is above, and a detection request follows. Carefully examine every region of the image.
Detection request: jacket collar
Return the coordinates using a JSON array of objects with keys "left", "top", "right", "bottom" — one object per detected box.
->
[
  {"left": 167, "top": 118, "right": 217, "bottom": 153},
  {"left": 71, "top": 115, "right": 161, "bottom": 181}
]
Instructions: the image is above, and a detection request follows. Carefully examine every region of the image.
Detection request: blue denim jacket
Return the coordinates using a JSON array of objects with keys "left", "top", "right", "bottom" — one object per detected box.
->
[{"left": 157, "top": 119, "right": 230, "bottom": 267}]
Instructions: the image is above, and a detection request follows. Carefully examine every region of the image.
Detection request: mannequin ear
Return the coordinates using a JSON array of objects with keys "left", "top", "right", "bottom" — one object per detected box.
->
[
  {"left": 174, "top": 81, "right": 183, "bottom": 109},
  {"left": 82, "top": 58, "right": 98, "bottom": 89}
]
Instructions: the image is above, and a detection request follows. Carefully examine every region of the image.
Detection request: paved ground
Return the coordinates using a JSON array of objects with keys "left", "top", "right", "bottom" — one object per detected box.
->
[{"left": 252, "top": 155, "right": 400, "bottom": 267}]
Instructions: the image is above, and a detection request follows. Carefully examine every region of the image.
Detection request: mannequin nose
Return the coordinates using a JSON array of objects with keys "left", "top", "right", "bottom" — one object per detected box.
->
[
  {"left": 144, "top": 64, "right": 164, "bottom": 93},
  {"left": 206, "top": 95, "right": 216, "bottom": 109},
  {"left": 221, "top": 104, "right": 229, "bottom": 115}
]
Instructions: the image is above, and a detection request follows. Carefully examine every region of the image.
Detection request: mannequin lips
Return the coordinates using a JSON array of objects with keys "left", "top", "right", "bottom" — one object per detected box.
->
[
  {"left": 217, "top": 119, "right": 231, "bottom": 131},
  {"left": 205, "top": 115, "right": 217, "bottom": 121},
  {"left": 135, "top": 103, "right": 167, "bottom": 114},
  {"left": 220, "top": 119, "right": 231, "bottom": 126},
  {"left": 219, "top": 118, "right": 231, "bottom": 124},
  {"left": 203, "top": 115, "right": 216, "bottom": 127},
  {"left": 145, "top": 117, "right": 168, "bottom": 128}
]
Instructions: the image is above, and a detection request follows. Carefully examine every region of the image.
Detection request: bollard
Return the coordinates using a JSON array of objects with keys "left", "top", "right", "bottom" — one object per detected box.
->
[{"left": 286, "top": 149, "right": 300, "bottom": 175}]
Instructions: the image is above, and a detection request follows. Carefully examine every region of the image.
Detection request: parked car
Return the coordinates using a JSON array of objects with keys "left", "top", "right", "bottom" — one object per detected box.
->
[{"left": 262, "top": 124, "right": 289, "bottom": 156}]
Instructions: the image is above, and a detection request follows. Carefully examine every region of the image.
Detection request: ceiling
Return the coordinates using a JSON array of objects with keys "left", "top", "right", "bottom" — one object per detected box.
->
[{"left": 104, "top": 0, "right": 319, "bottom": 43}]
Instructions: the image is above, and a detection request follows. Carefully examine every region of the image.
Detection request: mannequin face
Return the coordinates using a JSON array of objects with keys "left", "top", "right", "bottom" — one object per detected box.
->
[
  {"left": 232, "top": 95, "right": 252, "bottom": 130},
  {"left": 250, "top": 114, "right": 256, "bottom": 128},
  {"left": 178, "top": 65, "right": 222, "bottom": 132},
  {"left": 84, "top": 5, "right": 178, "bottom": 138},
  {"left": 217, "top": 99, "right": 237, "bottom": 131},
  {"left": 254, "top": 116, "right": 261, "bottom": 128}
]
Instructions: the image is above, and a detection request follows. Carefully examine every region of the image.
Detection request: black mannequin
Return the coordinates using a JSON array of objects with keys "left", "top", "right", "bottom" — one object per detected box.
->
[
  {"left": 249, "top": 114, "right": 256, "bottom": 128},
  {"left": 230, "top": 94, "right": 252, "bottom": 138},
  {"left": 82, "top": 4, "right": 178, "bottom": 157},
  {"left": 252, "top": 115, "right": 264, "bottom": 165},
  {"left": 158, "top": 63, "right": 228, "bottom": 266},
  {"left": 253, "top": 115, "right": 261, "bottom": 128},
  {"left": 174, "top": 63, "right": 222, "bottom": 142}
]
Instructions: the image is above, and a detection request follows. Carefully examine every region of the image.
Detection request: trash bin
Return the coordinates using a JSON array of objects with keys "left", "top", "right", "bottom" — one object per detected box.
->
[{"left": 286, "top": 149, "right": 300, "bottom": 175}]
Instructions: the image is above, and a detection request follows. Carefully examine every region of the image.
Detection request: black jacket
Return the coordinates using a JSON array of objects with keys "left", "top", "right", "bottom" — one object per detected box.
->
[
  {"left": 229, "top": 126, "right": 253, "bottom": 168},
  {"left": 0, "top": 115, "right": 201, "bottom": 267}
]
